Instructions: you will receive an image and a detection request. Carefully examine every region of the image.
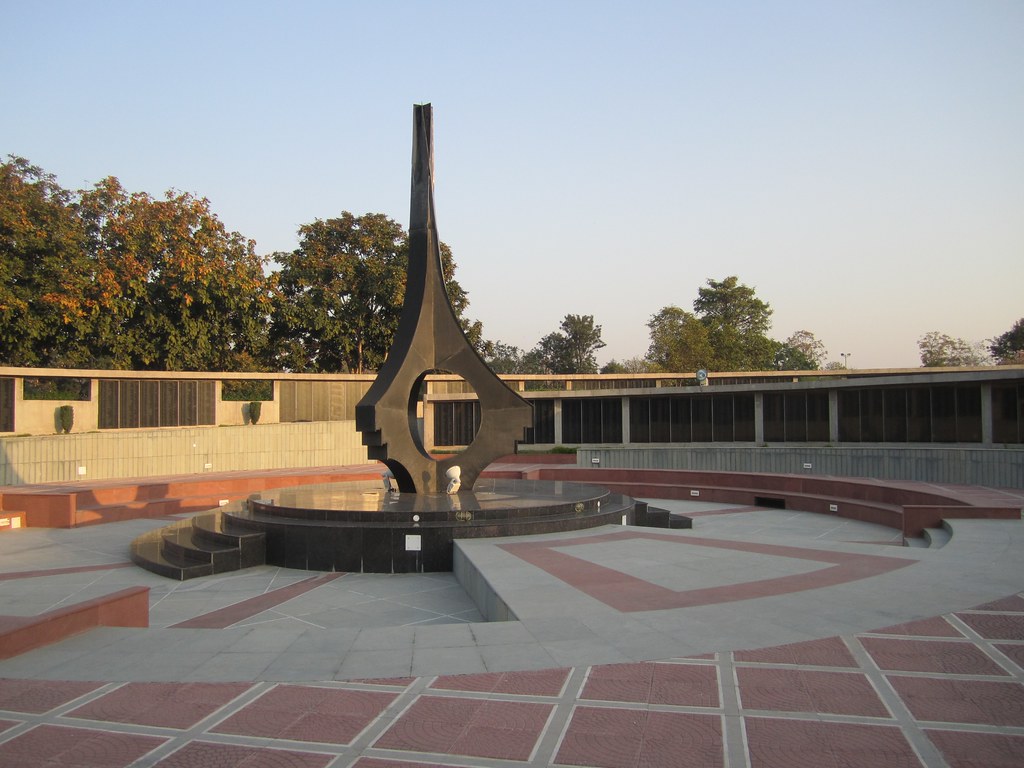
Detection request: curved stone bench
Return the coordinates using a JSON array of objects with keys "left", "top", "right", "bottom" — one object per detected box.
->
[{"left": 491, "top": 466, "right": 1021, "bottom": 540}]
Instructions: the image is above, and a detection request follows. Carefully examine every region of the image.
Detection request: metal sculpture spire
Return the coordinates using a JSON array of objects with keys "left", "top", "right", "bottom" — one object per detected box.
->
[{"left": 355, "top": 104, "right": 533, "bottom": 493}]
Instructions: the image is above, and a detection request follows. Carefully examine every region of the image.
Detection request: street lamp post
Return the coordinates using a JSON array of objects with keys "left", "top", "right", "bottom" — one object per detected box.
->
[{"left": 840, "top": 353, "right": 852, "bottom": 369}]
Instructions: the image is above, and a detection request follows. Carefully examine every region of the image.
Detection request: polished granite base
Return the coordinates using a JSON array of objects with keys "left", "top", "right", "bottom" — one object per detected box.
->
[{"left": 225, "top": 479, "right": 636, "bottom": 573}]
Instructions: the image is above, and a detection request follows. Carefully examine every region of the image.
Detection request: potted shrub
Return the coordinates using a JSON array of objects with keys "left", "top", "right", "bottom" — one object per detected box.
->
[
  {"left": 248, "top": 401, "right": 262, "bottom": 425},
  {"left": 56, "top": 404, "right": 74, "bottom": 434}
]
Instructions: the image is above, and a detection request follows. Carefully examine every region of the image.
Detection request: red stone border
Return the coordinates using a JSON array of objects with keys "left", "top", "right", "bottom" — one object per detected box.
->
[
  {"left": 500, "top": 530, "right": 914, "bottom": 612},
  {"left": 0, "top": 586, "right": 149, "bottom": 660}
]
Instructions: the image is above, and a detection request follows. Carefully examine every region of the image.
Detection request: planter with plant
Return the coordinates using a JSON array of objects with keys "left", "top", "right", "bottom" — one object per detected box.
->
[{"left": 56, "top": 404, "right": 74, "bottom": 434}]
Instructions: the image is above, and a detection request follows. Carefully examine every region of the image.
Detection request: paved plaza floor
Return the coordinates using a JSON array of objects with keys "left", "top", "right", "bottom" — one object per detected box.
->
[{"left": 0, "top": 495, "right": 1023, "bottom": 766}]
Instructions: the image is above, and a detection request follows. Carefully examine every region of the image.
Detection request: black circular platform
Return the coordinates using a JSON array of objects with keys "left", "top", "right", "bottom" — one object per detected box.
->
[{"left": 224, "top": 479, "right": 636, "bottom": 573}]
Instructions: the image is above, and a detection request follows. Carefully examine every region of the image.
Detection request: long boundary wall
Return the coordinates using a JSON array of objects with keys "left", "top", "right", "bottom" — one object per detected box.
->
[
  {"left": 0, "top": 421, "right": 368, "bottom": 486},
  {"left": 578, "top": 445, "right": 1024, "bottom": 488}
]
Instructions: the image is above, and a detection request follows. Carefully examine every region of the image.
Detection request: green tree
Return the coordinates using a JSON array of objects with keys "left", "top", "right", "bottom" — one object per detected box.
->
[
  {"left": 917, "top": 331, "right": 990, "bottom": 367},
  {"left": 0, "top": 156, "right": 89, "bottom": 367},
  {"left": 76, "top": 178, "right": 274, "bottom": 371},
  {"left": 601, "top": 356, "right": 653, "bottom": 374},
  {"left": 774, "top": 330, "right": 827, "bottom": 370},
  {"left": 270, "top": 212, "right": 471, "bottom": 373},
  {"left": 533, "top": 314, "right": 606, "bottom": 374},
  {"left": 644, "top": 305, "right": 713, "bottom": 372},
  {"left": 693, "top": 276, "right": 775, "bottom": 370},
  {"left": 990, "top": 318, "right": 1024, "bottom": 365}
]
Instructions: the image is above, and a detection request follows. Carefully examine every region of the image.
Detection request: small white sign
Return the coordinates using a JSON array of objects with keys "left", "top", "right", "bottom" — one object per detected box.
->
[{"left": 405, "top": 534, "right": 422, "bottom": 552}]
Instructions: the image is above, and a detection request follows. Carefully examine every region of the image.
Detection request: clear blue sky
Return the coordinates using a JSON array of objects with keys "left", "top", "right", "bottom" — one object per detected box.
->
[{"left": 4, "top": 1, "right": 1022, "bottom": 369}]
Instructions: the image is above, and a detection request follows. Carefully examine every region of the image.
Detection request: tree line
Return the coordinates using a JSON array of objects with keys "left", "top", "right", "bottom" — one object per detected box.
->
[{"left": 3, "top": 156, "right": 1020, "bottom": 374}]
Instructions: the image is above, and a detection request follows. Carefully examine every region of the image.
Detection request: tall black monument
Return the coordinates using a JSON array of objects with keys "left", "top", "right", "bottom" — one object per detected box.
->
[{"left": 356, "top": 104, "right": 533, "bottom": 494}]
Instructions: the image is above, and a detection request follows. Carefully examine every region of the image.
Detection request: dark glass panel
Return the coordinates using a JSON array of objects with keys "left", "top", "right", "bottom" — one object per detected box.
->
[
  {"left": 861, "top": 389, "right": 884, "bottom": 442},
  {"left": 807, "top": 392, "right": 830, "bottom": 442},
  {"left": 784, "top": 393, "right": 807, "bottom": 442},
  {"left": 140, "top": 381, "right": 160, "bottom": 427},
  {"left": 670, "top": 397, "right": 691, "bottom": 442},
  {"left": 98, "top": 380, "right": 119, "bottom": 429},
  {"left": 838, "top": 390, "right": 860, "bottom": 442},
  {"left": 312, "top": 381, "right": 331, "bottom": 422},
  {"left": 763, "top": 393, "right": 785, "bottom": 443},
  {"left": 931, "top": 386, "right": 956, "bottom": 442},
  {"left": 630, "top": 397, "right": 650, "bottom": 443},
  {"left": 602, "top": 399, "right": 623, "bottom": 443},
  {"left": 992, "top": 385, "right": 1021, "bottom": 443},
  {"left": 692, "top": 397, "right": 713, "bottom": 442},
  {"left": 159, "top": 381, "right": 179, "bottom": 427},
  {"left": 119, "top": 380, "right": 140, "bottom": 428},
  {"left": 562, "top": 399, "right": 582, "bottom": 444},
  {"left": 293, "top": 381, "right": 313, "bottom": 422},
  {"left": 532, "top": 400, "right": 555, "bottom": 443},
  {"left": 712, "top": 395, "right": 734, "bottom": 442},
  {"left": 734, "top": 394, "right": 756, "bottom": 442},
  {"left": 581, "top": 399, "right": 603, "bottom": 443},
  {"left": 198, "top": 381, "right": 215, "bottom": 425},
  {"left": 883, "top": 388, "right": 908, "bottom": 442},
  {"left": 0, "top": 378, "right": 13, "bottom": 432},
  {"left": 650, "top": 397, "right": 671, "bottom": 442},
  {"left": 908, "top": 388, "right": 932, "bottom": 442},
  {"left": 278, "top": 381, "right": 295, "bottom": 422},
  {"left": 180, "top": 381, "right": 199, "bottom": 426},
  {"left": 956, "top": 386, "right": 982, "bottom": 443},
  {"left": 433, "top": 402, "right": 452, "bottom": 446}
]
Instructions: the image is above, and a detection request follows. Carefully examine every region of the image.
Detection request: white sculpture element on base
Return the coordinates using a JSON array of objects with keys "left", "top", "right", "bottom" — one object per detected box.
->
[{"left": 445, "top": 466, "right": 461, "bottom": 495}]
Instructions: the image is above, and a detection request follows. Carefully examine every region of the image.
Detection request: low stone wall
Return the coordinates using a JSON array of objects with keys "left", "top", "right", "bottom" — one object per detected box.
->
[
  {"left": 578, "top": 445, "right": 1024, "bottom": 489},
  {"left": 0, "top": 421, "right": 368, "bottom": 486}
]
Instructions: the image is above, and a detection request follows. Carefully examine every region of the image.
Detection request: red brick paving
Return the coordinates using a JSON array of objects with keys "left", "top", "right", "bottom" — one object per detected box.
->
[
  {"left": 871, "top": 615, "right": 964, "bottom": 637},
  {"left": 430, "top": 667, "right": 570, "bottom": 696},
  {"left": 151, "top": 741, "right": 333, "bottom": 768},
  {"left": 955, "top": 611, "right": 1024, "bottom": 641},
  {"left": 971, "top": 594, "right": 1024, "bottom": 612},
  {"left": 0, "top": 724, "right": 166, "bottom": 768},
  {"left": 861, "top": 636, "right": 1011, "bottom": 675},
  {"left": 734, "top": 635, "right": 858, "bottom": 667},
  {"left": 926, "top": 729, "right": 1024, "bottom": 768},
  {"left": 374, "top": 696, "right": 553, "bottom": 761},
  {"left": 581, "top": 661, "right": 719, "bottom": 707},
  {"left": 212, "top": 685, "right": 397, "bottom": 744},
  {"left": 67, "top": 682, "right": 253, "bottom": 729},
  {"left": 2, "top": 594, "right": 1023, "bottom": 766},
  {"left": 887, "top": 676, "right": 1024, "bottom": 726},
  {"left": 554, "top": 706, "right": 723, "bottom": 768},
  {"left": 745, "top": 718, "right": 923, "bottom": 768},
  {"left": 995, "top": 643, "right": 1024, "bottom": 669},
  {"left": 0, "top": 679, "right": 105, "bottom": 714},
  {"left": 737, "top": 667, "right": 889, "bottom": 717}
]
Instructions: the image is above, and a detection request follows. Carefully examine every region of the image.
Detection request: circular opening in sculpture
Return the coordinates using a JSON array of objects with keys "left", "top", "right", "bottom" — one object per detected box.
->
[{"left": 410, "top": 370, "right": 481, "bottom": 456}]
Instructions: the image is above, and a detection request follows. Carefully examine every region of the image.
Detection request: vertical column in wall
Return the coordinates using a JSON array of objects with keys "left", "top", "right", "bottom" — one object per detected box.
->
[
  {"left": 553, "top": 398, "right": 563, "bottom": 445},
  {"left": 829, "top": 390, "right": 840, "bottom": 443},
  {"left": 980, "top": 383, "right": 993, "bottom": 444},
  {"left": 621, "top": 396, "right": 630, "bottom": 445},
  {"left": 753, "top": 392, "right": 764, "bottom": 444}
]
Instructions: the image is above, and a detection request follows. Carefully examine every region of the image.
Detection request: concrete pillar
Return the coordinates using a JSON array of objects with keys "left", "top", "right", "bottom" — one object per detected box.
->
[
  {"left": 829, "top": 390, "right": 840, "bottom": 443},
  {"left": 621, "top": 396, "right": 631, "bottom": 445},
  {"left": 754, "top": 392, "right": 764, "bottom": 444},
  {"left": 553, "top": 399, "right": 563, "bottom": 445},
  {"left": 981, "top": 383, "right": 993, "bottom": 444}
]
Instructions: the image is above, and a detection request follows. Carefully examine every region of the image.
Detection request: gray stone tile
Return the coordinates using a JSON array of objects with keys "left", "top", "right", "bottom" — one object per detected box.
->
[{"left": 336, "top": 648, "right": 413, "bottom": 680}]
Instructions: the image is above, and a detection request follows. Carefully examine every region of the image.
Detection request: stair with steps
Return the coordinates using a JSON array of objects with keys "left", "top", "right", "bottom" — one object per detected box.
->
[
  {"left": 130, "top": 504, "right": 265, "bottom": 580},
  {"left": 904, "top": 522, "right": 953, "bottom": 549}
]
